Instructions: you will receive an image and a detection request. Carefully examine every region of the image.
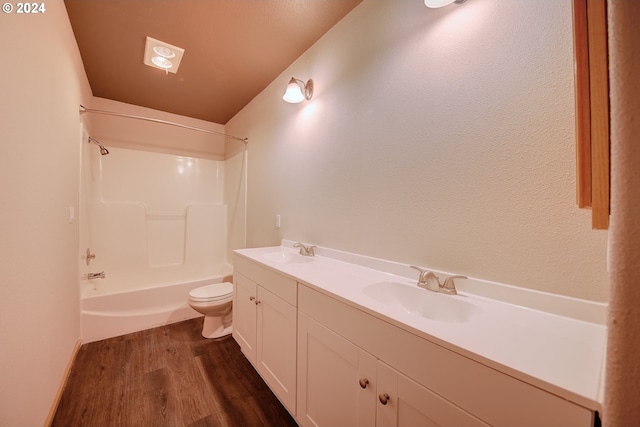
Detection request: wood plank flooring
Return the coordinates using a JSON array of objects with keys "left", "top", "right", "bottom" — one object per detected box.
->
[{"left": 52, "top": 318, "right": 298, "bottom": 427}]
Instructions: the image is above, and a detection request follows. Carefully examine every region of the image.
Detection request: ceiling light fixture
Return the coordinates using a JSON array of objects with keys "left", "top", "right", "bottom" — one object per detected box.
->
[
  {"left": 143, "top": 36, "right": 185, "bottom": 74},
  {"left": 283, "top": 77, "right": 314, "bottom": 103},
  {"left": 424, "top": 0, "right": 467, "bottom": 8}
]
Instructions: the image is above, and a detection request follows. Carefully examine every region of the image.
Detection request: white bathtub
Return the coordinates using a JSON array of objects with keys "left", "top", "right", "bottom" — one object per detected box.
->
[{"left": 81, "top": 271, "right": 233, "bottom": 343}]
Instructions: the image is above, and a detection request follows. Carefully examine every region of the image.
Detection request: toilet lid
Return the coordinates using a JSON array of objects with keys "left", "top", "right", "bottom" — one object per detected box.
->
[{"left": 189, "top": 282, "right": 233, "bottom": 302}]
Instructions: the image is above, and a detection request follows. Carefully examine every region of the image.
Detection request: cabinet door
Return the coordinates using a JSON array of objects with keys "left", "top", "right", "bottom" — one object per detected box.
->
[
  {"left": 297, "top": 313, "right": 376, "bottom": 427},
  {"left": 256, "top": 286, "right": 298, "bottom": 415},
  {"left": 376, "top": 361, "right": 489, "bottom": 427},
  {"left": 232, "top": 272, "right": 257, "bottom": 365}
]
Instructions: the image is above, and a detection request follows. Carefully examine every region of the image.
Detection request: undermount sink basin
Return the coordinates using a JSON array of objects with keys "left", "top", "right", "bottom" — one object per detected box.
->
[
  {"left": 362, "top": 281, "right": 481, "bottom": 323},
  {"left": 262, "top": 251, "right": 314, "bottom": 264}
]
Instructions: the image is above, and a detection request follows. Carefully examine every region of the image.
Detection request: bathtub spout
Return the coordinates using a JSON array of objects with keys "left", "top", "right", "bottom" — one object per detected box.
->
[{"left": 87, "top": 271, "right": 106, "bottom": 280}]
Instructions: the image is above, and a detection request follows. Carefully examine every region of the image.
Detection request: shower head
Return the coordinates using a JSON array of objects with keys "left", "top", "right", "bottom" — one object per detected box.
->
[{"left": 88, "top": 137, "right": 110, "bottom": 156}]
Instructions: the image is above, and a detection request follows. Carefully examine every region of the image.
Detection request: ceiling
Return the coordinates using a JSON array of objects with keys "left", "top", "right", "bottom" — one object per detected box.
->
[{"left": 64, "top": 0, "right": 361, "bottom": 124}]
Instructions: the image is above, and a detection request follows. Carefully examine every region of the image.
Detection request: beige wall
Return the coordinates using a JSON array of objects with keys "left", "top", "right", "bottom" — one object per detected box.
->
[
  {"left": 226, "top": 0, "right": 609, "bottom": 302},
  {"left": 0, "top": 2, "right": 92, "bottom": 425}
]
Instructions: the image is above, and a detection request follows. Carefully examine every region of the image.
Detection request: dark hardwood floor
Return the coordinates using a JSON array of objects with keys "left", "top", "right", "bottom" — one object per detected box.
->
[{"left": 52, "top": 318, "right": 298, "bottom": 427}]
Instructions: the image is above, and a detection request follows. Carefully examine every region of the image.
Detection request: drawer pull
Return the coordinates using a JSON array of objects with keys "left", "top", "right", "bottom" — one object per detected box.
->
[
  {"left": 379, "top": 393, "right": 390, "bottom": 405},
  {"left": 359, "top": 378, "right": 369, "bottom": 389},
  {"left": 255, "top": 300, "right": 261, "bottom": 305},
  {"left": 249, "top": 296, "right": 255, "bottom": 301}
]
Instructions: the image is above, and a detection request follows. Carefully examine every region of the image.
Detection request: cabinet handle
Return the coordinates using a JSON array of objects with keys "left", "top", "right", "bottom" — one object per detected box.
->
[
  {"left": 255, "top": 300, "right": 261, "bottom": 305},
  {"left": 378, "top": 393, "right": 390, "bottom": 405},
  {"left": 359, "top": 378, "right": 369, "bottom": 389},
  {"left": 249, "top": 296, "right": 255, "bottom": 301}
]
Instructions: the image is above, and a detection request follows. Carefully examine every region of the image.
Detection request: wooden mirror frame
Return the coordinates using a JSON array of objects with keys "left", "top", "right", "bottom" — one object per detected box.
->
[{"left": 572, "top": 0, "right": 610, "bottom": 230}]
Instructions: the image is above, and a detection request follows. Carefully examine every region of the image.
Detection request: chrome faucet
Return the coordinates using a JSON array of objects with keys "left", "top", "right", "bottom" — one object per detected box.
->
[
  {"left": 87, "top": 271, "right": 106, "bottom": 280},
  {"left": 410, "top": 266, "right": 441, "bottom": 292},
  {"left": 293, "top": 242, "right": 316, "bottom": 256},
  {"left": 440, "top": 275, "right": 468, "bottom": 295},
  {"left": 410, "top": 266, "right": 467, "bottom": 295}
]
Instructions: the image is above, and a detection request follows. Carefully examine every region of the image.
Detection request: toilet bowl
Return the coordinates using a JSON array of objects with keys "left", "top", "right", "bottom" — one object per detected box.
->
[{"left": 188, "top": 282, "right": 233, "bottom": 338}]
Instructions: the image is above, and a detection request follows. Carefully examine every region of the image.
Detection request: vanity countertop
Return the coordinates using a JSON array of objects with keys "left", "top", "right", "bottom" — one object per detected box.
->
[{"left": 234, "top": 243, "right": 606, "bottom": 412}]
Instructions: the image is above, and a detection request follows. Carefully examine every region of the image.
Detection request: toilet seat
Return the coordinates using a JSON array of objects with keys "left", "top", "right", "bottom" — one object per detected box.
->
[{"left": 188, "top": 282, "right": 233, "bottom": 303}]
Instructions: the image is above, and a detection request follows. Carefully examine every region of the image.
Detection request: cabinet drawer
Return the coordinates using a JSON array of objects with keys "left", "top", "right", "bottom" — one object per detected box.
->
[
  {"left": 234, "top": 254, "right": 297, "bottom": 305},
  {"left": 299, "top": 284, "right": 593, "bottom": 427}
]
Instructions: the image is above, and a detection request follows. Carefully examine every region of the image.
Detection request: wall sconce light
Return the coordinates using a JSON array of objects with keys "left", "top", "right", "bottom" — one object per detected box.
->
[
  {"left": 424, "top": 0, "right": 467, "bottom": 8},
  {"left": 283, "top": 77, "right": 314, "bottom": 103}
]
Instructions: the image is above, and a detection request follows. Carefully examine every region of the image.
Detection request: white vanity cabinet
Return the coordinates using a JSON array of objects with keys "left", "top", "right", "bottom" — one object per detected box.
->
[
  {"left": 298, "top": 283, "right": 594, "bottom": 427},
  {"left": 233, "top": 246, "right": 601, "bottom": 427},
  {"left": 297, "top": 312, "right": 488, "bottom": 427},
  {"left": 298, "top": 298, "right": 487, "bottom": 427},
  {"left": 232, "top": 254, "right": 297, "bottom": 416}
]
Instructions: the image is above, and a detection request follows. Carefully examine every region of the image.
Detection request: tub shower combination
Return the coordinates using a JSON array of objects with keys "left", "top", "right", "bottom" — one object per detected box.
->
[{"left": 80, "top": 135, "right": 233, "bottom": 342}]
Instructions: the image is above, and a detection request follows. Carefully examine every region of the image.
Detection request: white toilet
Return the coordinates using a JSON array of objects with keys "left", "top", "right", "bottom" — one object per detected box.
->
[{"left": 188, "top": 282, "right": 233, "bottom": 338}]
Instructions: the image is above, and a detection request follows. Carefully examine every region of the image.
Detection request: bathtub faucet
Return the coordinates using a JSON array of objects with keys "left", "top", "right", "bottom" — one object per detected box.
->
[
  {"left": 293, "top": 242, "right": 316, "bottom": 257},
  {"left": 87, "top": 271, "right": 106, "bottom": 280}
]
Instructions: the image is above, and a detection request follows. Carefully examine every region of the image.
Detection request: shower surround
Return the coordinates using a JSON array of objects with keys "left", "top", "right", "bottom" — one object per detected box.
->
[{"left": 80, "top": 141, "right": 231, "bottom": 341}]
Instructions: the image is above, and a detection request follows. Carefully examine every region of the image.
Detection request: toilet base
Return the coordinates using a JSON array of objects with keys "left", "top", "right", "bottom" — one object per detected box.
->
[{"left": 201, "top": 312, "right": 233, "bottom": 339}]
